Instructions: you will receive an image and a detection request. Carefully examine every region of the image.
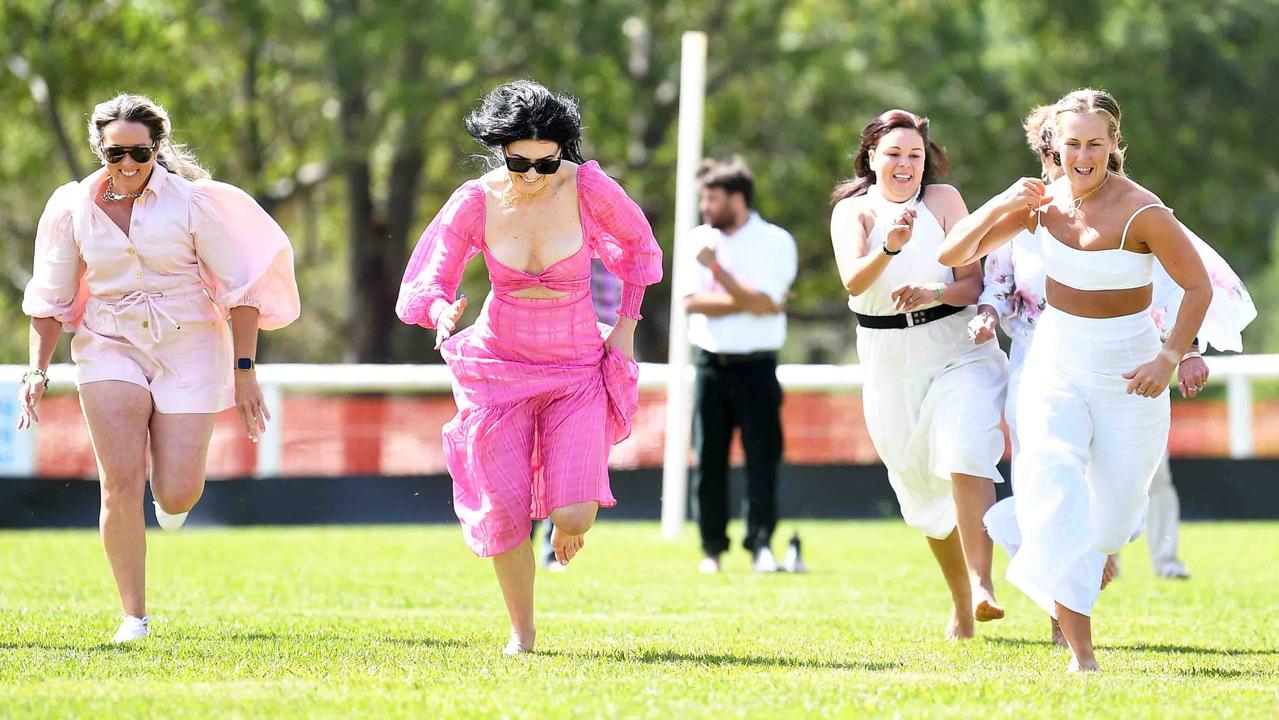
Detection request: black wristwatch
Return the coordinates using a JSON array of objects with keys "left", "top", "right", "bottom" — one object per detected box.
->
[
  {"left": 236, "top": 357, "right": 255, "bottom": 371},
  {"left": 881, "top": 242, "right": 902, "bottom": 256}
]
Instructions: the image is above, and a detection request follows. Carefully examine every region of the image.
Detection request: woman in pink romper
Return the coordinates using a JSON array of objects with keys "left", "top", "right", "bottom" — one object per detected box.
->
[
  {"left": 397, "top": 80, "right": 663, "bottom": 654},
  {"left": 18, "top": 94, "right": 299, "bottom": 644}
]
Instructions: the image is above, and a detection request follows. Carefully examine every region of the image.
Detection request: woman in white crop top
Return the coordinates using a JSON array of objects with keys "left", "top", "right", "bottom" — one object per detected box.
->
[
  {"left": 831, "top": 109, "right": 1009, "bottom": 640},
  {"left": 972, "top": 103, "right": 1255, "bottom": 648},
  {"left": 939, "top": 89, "right": 1211, "bottom": 673}
]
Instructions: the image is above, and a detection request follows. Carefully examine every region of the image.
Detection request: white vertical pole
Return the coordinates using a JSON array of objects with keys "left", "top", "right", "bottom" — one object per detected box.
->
[
  {"left": 256, "top": 382, "right": 284, "bottom": 477},
  {"left": 1227, "top": 373, "right": 1253, "bottom": 459},
  {"left": 661, "top": 31, "right": 707, "bottom": 539}
]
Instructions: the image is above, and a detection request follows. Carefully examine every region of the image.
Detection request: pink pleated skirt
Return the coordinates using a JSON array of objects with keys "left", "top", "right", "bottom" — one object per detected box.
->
[{"left": 439, "top": 291, "right": 638, "bottom": 557}]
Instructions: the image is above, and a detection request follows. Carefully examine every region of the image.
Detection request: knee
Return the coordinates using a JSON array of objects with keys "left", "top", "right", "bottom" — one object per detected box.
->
[
  {"left": 100, "top": 473, "right": 145, "bottom": 513},
  {"left": 152, "top": 474, "right": 205, "bottom": 514},
  {"left": 1094, "top": 512, "right": 1142, "bottom": 554},
  {"left": 1093, "top": 506, "right": 1144, "bottom": 555},
  {"left": 1093, "top": 534, "right": 1127, "bottom": 556},
  {"left": 550, "top": 502, "right": 598, "bottom": 536}
]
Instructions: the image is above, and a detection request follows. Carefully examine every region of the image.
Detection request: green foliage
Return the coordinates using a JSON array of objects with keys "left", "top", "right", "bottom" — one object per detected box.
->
[
  {"left": 1, "top": 0, "right": 1276, "bottom": 362},
  {"left": 0, "top": 521, "right": 1276, "bottom": 717}
]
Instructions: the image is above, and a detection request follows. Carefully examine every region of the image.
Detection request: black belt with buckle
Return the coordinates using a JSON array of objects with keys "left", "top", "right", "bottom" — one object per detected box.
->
[
  {"left": 697, "top": 349, "right": 778, "bottom": 366},
  {"left": 855, "top": 304, "right": 965, "bottom": 329}
]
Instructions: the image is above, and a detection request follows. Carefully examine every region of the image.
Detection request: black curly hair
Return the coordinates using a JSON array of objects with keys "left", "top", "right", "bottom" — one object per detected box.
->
[{"left": 464, "top": 79, "right": 585, "bottom": 165}]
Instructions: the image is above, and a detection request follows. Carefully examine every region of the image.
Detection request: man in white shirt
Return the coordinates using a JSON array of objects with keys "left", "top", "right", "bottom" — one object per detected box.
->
[{"left": 678, "top": 159, "right": 798, "bottom": 573}]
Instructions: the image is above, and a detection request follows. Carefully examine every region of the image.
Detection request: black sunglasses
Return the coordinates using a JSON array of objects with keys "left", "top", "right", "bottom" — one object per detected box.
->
[
  {"left": 504, "top": 152, "right": 561, "bottom": 175},
  {"left": 102, "top": 145, "right": 155, "bottom": 164}
]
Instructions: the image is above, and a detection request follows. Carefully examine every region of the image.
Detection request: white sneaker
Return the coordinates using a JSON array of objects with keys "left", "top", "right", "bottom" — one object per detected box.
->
[
  {"left": 783, "top": 534, "right": 808, "bottom": 573},
  {"left": 1156, "top": 561, "right": 1190, "bottom": 579},
  {"left": 111, "top": 615, "right": 150, "bottom": 643},
  {"left": 753, "top": 546, "right": 779, "bottom": 573},
  {"left": 698, "top": 555, "right": 721, "bottom": 574},
  {"left": 153, "top": 501, "right": 188, "bottom": 532}
]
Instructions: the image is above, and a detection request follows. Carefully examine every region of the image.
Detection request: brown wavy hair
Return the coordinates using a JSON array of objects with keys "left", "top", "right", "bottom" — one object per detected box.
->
[
  {"left": 830, "top": 109, "right": 949, "bottom": 205},
  {"left": 1023, "top": 104, "right": 1056, "bottom": 180}
]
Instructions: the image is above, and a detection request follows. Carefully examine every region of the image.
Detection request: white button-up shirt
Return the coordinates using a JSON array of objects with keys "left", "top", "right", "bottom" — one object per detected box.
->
[{"left": 677, "top": 212, "right": 797, "bottom": 354}]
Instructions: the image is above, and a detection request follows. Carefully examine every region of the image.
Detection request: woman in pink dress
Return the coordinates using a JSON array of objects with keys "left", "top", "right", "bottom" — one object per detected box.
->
[
  {"left": 18, "top": 94, "right": 299, "bottom": 643},
  {"left": 396, "top": 80, "right": 663, "bottom": 654}
]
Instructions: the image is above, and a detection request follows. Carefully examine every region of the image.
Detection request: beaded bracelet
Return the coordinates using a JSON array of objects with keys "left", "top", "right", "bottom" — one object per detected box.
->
[{"left": 20, "top": 368, "right": 49, "bottom": 389}]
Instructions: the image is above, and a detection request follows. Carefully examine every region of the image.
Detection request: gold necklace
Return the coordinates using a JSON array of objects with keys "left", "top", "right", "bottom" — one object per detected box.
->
[
  {"left": 499, "top": 177, "right": 553, "bottom": 208},
  {"left": 1068, "top": 170, "right": 1110, "bottom": 210},
  {"left": 103, "top": 175, "right": 144, "bottom": 202}
]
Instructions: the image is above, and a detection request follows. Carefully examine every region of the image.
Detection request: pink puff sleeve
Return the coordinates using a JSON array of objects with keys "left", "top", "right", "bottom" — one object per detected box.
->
[
  {"left": 396, "top": 182, "right": 484, "bottom": 329},
  {"left": 22, "top": 182, "right": 89, "bottom": 331},
  {"left": 190, "top": 181, "right": 301, "bottom": 331},
  {"left": 576, "top": 161, "right": 663, "bottom": 320}
]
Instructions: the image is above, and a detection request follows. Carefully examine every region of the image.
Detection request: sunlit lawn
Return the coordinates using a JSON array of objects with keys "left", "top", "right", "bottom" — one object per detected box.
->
[{"left": 1, "top": 521, "right": 1275, "bottom": 718}]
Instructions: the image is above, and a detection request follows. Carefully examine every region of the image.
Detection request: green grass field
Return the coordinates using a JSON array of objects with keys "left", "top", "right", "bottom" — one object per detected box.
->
[{"left": 1, "top": 521, "right": 1276, "bottom": 719}]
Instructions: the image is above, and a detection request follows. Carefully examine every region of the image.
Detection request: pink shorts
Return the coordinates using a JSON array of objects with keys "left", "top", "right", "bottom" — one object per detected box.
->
[{"left": 72, "top": 289, "right": 234, "bottom": 414}]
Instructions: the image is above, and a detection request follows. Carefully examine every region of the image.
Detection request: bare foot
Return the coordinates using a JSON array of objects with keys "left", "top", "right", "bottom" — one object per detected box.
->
[
  {"left": 1050, "top": 618, "right": 1067, "bottom": 646},
  {"left": 1100, "top": 554, "right": 1118, "bottom": 590},
  {"left": 1067, "top": 653, "right": 1100, "bottom": 672},
  {"left": 550, "top": 526, "right": 585, "bottom": 566},
  {"left": 502, "top": 629, "right": 535, "bottom": 655},
  {"left": 973, "top": 584, "right": 1005, "bottom": 622},
  {"left": 946, "top": 608, "right": 975, "bottom": 640}
]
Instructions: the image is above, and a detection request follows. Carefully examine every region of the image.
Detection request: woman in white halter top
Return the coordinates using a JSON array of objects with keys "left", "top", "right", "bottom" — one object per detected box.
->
[
  {"left": 939, "top": 89, "right": 1212, "bottom": 673},
  {"left": 972, "top": 103, "right": 1255, "bottom": 648},
  {"left": 831, "top": 109, "right": 1009, "bottom": 640}
]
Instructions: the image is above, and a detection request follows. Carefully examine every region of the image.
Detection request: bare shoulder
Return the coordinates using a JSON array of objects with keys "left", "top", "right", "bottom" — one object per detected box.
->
[
  {"left": 921, "top": 183, "right": 966, "bottom": 223},
  {"left": 832, "top": 194, "right": 874, "bottom": 221},
  {"left": 831, "top": 195, "right": 875, "bottom": 235},
  {"left": 1113, "top": 176, "right": 1179, "bottom": 249},
  {"left": 479, "top": 167, "right": 506, "bottom": 194},
  {"left": 1112, "top": 175, "right": 1166, "bottom": 215},
  {"left": 922, "top": 183, "right": 964, "bottom": 205},
  {"left": 561, "top": 160, "right": 584, "bottom": 192}
]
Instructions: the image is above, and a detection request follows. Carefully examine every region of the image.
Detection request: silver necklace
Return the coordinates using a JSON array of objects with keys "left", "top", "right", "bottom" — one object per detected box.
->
[{"left": 103, "top": 176, "right": 144, "bottom": 202}]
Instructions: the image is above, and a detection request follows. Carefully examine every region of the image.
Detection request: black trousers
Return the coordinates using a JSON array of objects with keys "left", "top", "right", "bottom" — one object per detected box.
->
[{"left": 692, "top": 349, "right": 783, "bottom": 556}]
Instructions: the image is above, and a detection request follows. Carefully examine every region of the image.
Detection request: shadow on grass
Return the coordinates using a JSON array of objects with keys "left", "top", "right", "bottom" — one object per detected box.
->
[
  {"left": 217, "top": 631, "right": 473, "bottom": 650},
  {"left": 1175, "top": 666, "right": 1267, "bottom": 679},
  {"left": 0, "top": 641, "right": 143, "bottom": 652},
  {"left": 4, "top": 635, "right": 899, "bottom": 673},
  {"left": 0, "top": 631, "right": 471, "bottom": 652},
  {"left": 984, "top": 637, "right": 1277, "bottom": 657},
  {"left": 540, "top": 646, "right": 902, "bottom": 672}
]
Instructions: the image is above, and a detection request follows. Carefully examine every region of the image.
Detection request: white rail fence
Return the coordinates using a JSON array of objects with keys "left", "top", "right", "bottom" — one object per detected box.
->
[{"left": 2, "top": 354, "right": 1274, "bottom": 477}]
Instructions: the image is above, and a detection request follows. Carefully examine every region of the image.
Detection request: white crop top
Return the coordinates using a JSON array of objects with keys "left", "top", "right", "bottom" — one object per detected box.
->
[
  {"left": 1038, "top": 203, "right": 1166, "bottom": 291},
  {"left": 846, "top": 188, "right": 954, "bottom": 316}
]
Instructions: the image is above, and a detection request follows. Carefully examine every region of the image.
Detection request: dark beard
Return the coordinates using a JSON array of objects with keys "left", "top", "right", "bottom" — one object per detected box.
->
[{"left": 708, "top": 213, "right": 735, "bottom": 231}]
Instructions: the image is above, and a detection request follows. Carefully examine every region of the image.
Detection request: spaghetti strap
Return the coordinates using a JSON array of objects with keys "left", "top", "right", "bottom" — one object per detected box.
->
[{"left": 1120, "top": 203, "right": 1171, "bottom": 250}]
